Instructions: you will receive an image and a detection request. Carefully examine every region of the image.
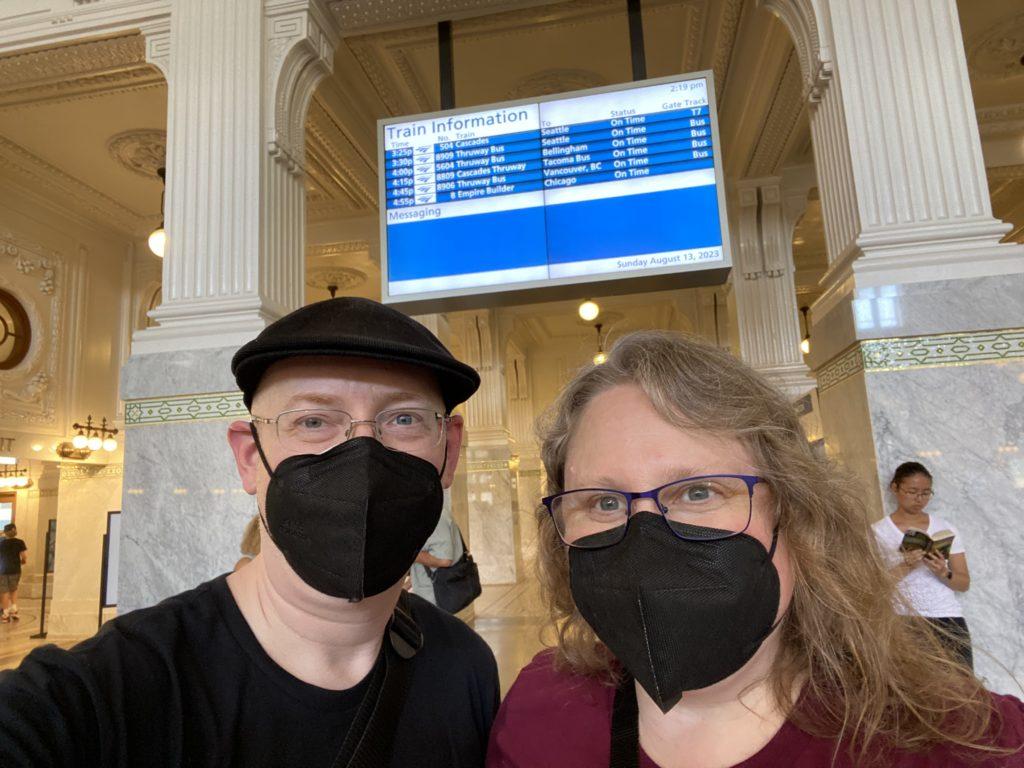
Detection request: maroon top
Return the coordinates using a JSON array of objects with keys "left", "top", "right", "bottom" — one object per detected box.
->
[{"left": 487, "top": 651, "right": 1024, "bottom": 768}]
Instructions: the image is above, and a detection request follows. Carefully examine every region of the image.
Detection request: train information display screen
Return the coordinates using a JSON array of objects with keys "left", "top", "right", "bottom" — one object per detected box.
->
[{"left": 379, "top": 72, "right": 730, "bottom": 311}]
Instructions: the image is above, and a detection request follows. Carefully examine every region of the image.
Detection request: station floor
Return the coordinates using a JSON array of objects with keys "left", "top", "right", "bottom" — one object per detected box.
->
[{"left": 0, "top": 579, "right": 549, "bottom": 696}]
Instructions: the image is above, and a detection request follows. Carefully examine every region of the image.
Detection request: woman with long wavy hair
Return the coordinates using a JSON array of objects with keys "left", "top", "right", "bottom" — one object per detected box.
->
[{"left": 486, "top": 331, "right": 1023, "bottom": 768}]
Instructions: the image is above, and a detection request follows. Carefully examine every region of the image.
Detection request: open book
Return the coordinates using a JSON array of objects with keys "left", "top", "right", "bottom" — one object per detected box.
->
[{"left": 899, "top": 528, "right": 955, "bottom": 559}]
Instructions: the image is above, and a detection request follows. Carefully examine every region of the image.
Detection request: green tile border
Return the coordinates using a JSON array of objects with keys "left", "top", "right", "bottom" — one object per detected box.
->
[
  {"left": 818, "top": 328, "right": 1024, "bottom": 392},
  {"left": 124, "top": 391, "right": 247, "bottom": 425}
]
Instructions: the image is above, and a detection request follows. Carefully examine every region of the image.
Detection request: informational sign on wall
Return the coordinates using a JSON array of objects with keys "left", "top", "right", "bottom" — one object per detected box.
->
[
  {"left": 101, "top": 511, "right": 121, "bottom": 608},
  {"left": 379, "top": 71, "right": 731, "bottom": 312}
]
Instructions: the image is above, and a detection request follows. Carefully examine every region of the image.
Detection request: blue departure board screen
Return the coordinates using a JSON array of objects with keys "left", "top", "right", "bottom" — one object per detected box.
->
[{"left": 379, "top": 72, "right": 730, "bottom": 311}]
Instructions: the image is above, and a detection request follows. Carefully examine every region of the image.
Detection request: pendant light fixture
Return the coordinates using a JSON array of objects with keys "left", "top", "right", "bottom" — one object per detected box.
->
[{"left": 148, "top": 166, "right": 166, "bottom": 258}]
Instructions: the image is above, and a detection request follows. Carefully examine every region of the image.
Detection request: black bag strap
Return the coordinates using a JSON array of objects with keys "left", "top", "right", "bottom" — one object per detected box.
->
[
  {"left": 330, "top": 592, "right": 423, "bottom": 768},
  {"left": 609, "top": 676, "right": 639, "bottom": 768}
]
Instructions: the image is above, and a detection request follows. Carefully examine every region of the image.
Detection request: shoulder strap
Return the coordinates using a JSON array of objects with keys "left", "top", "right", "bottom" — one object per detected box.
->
[
  {"left": 330, "top": 592, "right": 423, "bottom": 768},
  {"left": 609, "top": 676, "right": 639, "bottom": 768}
]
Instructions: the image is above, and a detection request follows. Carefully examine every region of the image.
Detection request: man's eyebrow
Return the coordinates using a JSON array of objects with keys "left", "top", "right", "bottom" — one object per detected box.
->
[
  {"left": 278, "top": 391, "right": 442, "bottom": 411},
  {"left": 280, "top": 392, "right": 344, "bottom": 410}
]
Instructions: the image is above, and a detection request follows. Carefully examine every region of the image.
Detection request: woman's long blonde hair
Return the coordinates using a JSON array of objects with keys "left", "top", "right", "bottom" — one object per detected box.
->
[{"left": 536, "top": 330, "right": 1006, "bottom": 761}]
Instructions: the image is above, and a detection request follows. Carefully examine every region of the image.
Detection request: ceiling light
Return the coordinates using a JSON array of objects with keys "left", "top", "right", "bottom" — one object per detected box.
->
[
  {"left": 148, "top": 227, "right": 166, "bottom": 258},
  {"left": 31, "top": 443, "right": 42, "bottom": 452},
  {"left": 578, "top": 300, "right": 600, "bottom": 322},
  {"left": 148, "top": 166, "right": 167, "bottom": 258}
]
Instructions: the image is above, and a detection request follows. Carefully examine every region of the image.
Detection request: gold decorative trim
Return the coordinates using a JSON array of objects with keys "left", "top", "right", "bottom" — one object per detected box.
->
[
  {"left": 60, "top": 463, "right": 123, "bottom": 480},
  {"left": 817, "top": 328, "right": 1024, "bottom": 391},
  {"left": 124, "top": 391, "right": 246, "bottom": 425},
  {"left": 466, "top": 459, "right": 513, "bottom": 472}
]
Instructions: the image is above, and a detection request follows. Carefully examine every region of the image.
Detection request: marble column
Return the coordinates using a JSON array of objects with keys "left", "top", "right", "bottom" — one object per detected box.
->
[
  {"left": 761, "top": 0, "right": 1024, "bottom": 694},
  {"left": 732, "top": 177, "right": 816, "bottom": 398},
  {"left": 451, "top": 310, "right": 518, "bottom": 585},
  {"left": 119, "top": 1, "right": 339, "bottom": 613},
  {"left": 48, "top": 464, "right": 122, "bottom": 636}
]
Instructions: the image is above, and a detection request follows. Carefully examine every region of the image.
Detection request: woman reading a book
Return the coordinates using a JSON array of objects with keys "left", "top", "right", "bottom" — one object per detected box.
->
[
  {"left": 487, "top": 332, "right": 1021, "bottom": 768},
  {"left": 871, "top": 462, "right": 973, "bottom": 670}
]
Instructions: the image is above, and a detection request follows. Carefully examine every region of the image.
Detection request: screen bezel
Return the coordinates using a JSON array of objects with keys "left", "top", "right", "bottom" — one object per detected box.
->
[{"left": 377, "top": 70, "right": 732, "bottom": 314}]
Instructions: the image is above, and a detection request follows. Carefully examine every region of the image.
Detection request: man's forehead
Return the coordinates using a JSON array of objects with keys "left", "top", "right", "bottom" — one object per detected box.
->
[{"left": 253, "top": 355, "right": 443, "bottom": 407}]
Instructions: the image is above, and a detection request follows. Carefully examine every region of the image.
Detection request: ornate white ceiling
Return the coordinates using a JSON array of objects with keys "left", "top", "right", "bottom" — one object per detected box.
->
[{"left": 0, "top": 0, "right": 1019, "bottom": 319}]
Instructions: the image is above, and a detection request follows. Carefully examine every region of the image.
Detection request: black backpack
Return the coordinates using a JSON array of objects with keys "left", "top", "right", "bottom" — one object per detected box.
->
[{"left": 428, "top": 527, "right": 482, "bottom": 614}]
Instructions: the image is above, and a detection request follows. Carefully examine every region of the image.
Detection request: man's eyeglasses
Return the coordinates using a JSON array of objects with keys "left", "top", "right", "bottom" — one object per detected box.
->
[
  {"left": 251, "top": 407, "right": 448, "bottom": 454},
  {"left": 542, "top": 474, "right": 764, "bottom": 549}
]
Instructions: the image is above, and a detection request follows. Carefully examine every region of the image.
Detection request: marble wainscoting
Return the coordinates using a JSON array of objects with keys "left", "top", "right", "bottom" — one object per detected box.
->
[
  {"left": 466, "top": 438, "right": 518, "bottom": 585},
  {"left": 48, "top": 464, "right": 123, "bottom": 636},
  {"left": 119, "top": 414, "right": 253, "bottom": 613},
  {"left": 119, "top": 346, "right": 253, "bottom": 614},
  {"left": 865, "top": 359, "right": 1024, "bottom": 696}
]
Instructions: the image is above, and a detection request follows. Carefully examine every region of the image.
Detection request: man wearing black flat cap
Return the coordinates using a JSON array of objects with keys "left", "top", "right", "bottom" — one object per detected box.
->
[{"left": 0, "top": 298, "right": 500, "bottom": 768}]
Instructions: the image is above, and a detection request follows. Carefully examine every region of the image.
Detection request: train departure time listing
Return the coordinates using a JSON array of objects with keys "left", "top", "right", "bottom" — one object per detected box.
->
[{"left": 381, "top": 77, "right": 725, "bottom": 297}]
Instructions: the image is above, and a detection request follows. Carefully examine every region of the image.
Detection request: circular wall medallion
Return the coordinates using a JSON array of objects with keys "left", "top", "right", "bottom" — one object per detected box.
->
[
  {"left": 107, "top": 129, "right": 167, "bottom": 178},
  {"left": 305, "top": 267, "right": 367, "bottom": 293},
  {"left": 967, "top": 13, "right": 1024, "bottom": 80},
  {"left": 0, "top": 288, "right": 31, "bottom": 370}
]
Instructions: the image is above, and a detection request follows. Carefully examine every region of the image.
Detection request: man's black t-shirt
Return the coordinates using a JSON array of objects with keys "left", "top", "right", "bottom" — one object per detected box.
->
[
  {"left": 0, "top": 575, "right": 500, "bottom": 767},
  {"left": 0, "top": 537, "right": 26, "bottom": 575}
]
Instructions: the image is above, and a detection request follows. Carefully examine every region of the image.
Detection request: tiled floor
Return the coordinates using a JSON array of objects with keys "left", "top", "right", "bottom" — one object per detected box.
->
[
  {"left": 471, "top": 578, "right": 550, "bottom": 696},
  {"left": 0, "top": 598, "right": 88, "bottom": 671},
  {"left": 0, "top": 582, "right": 550, "bottom": 695}
]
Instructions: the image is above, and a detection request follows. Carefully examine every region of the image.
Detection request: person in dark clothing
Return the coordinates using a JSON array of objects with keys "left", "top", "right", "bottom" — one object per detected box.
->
[
  {"left": 0, "top": 297, "right": 500, "bottom": 767},
  {"left": 0, "top": 522, "right": 27, "bottom": 623}
]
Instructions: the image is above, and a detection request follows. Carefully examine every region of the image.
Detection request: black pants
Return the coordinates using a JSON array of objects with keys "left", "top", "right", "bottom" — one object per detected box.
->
[{"left": 925, "top": 616, "right": 973, "bottom": 671}]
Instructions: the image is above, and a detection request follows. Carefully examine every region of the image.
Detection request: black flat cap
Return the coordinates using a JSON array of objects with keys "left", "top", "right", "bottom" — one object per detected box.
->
[{"left": 231, "top": 297, "right": 480, "bottom": 412}]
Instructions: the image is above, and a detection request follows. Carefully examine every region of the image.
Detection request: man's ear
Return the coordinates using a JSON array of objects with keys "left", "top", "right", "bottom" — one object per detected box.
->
[
  {"left": 440, "top": 414, "right": 464, "bottom": 489},
  {"left": 227, "top": 421, "right": 263, "bottom": 495}
]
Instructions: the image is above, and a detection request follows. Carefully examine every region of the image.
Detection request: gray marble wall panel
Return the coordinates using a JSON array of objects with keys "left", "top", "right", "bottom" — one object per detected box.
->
[
  {"left": 866, "top": 360, "right": 1024, "bottom": 695},
  {"left": 808, "top": 275, "right": 1024, "bottom": 368},
  {"left": 120, "top": 417, "right": 253, "bottom": 613},
  {"left": 121, "top": 346, "right": 240, "bottom": 399}
]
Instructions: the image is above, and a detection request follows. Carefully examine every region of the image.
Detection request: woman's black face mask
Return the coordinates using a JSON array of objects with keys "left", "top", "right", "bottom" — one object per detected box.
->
[
  {"left": 569, "top": 513, "right": 781, "bottom": 713},
  {"left": 253, "top": 429, "right": 444, "bottom": 601}
]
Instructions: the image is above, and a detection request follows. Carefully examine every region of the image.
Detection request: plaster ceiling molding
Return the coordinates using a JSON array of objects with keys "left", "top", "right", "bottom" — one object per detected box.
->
[
  {"left": 0, "top": 231, "right": 63, "bottom": 426},
  {"left": 305, "top": 96, "right": 378, "bottom": 219},
  {"left": 0, "top": 135, "right": 151, "bottom": 236},
  {"left": 344, "top": 0, "right": 688, "bottom": 117},
  {"left": 329, "top": 0, "right": 566, "bottom": 36},
  {"left": 106, "top": 129, "right": 166, "bottom": 178},
  {"left": 0, "top": 33, "right": 161, "bottom": 110},
  {"left": 743, "top": 50, "right": 804, "bottom": 177},
  {"left": 505, "top": 69, "right": 606, "bottom": 100},
  {"left": 987, "top": 164, "right": 1024, "bottom": 182},
  {"left": 308, "top": 241, "right": 372, "bottom": 259},
  {"left": 711, "top": 0, "right": 744, "bottom": 98},
  {"left": 967, "top": 12, "right": 1024, "bottom": 81},
  {"left": 977, "top": 102, "right": 1024, "bottom": 138},
  {"left": 305, "top": 266, "right": 368, "bottom": 294}
]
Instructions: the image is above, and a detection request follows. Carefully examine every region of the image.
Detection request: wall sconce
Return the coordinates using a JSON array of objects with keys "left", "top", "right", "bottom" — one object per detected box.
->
[
  {"left": 55, "top": 442, "right": 92, "bottom": 460},
  {"left": 593, "top": 322, "right": 607, "bottom": 366},
  {"left": 71, "top": 415, "right": 119, "bottom": 453},
  {"left": 799, "top": 306, "right": 811, "bottom": 355},
  {"left": 0, "top": 465, "right": 31, "bottom": 489}
]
